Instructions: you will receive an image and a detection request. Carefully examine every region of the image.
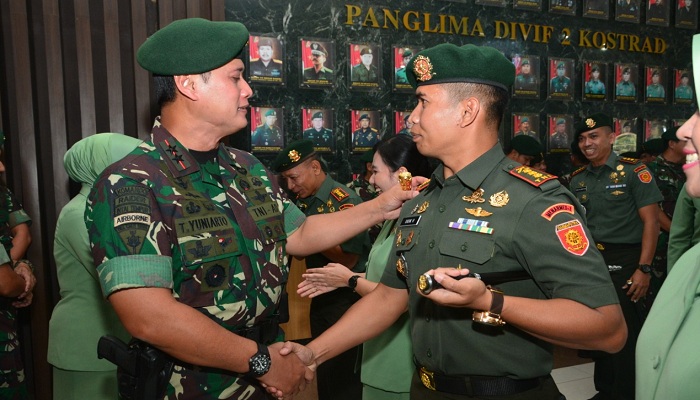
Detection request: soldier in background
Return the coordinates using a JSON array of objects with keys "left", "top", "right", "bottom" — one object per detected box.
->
[
  {"left": 249, "top": 37, "right": 282, "bottom": 78},
  {"left": 616, "top": 67, "right": 637, "bottom": 97},
  {"left": 514, "top": 116, "right": 538, "bottom": 140},
  {"left": 504, "top": 134, "right": 543, "bottom": 167},
  {"left": 550, "top": 118, "right": 569, "bottom": 149},
  {"left": 352, "top": 114, "right": 380, "bottom": 148},
  {"left": 303, "top": 111, "right": 333, "bottom": 148},
  {"left": 303, "top": 42, "right": 333, "bottom": 81},
  {"left": 585, "top": 65, "right": 606, "bottom": 95},
  {"left": 550, "top": 61, "right": 571, "bottom": 94},
  {"left": 351, "top": 47, "right": 378, "bottom": 83},
  {"left": 514, "top": 58, "right": 537, "bottom": 91},
  {"left": 675, "top": 72, "right": 693, "bottom": 100},
  {"left": 252, "top": 109, "right": 282, "bottom": 147},
  {"left": 646, "top": 69, "right": 666, "bottom": 99},
  {"left": 395, "top": 49, "right": 413, "bottom": 84}
]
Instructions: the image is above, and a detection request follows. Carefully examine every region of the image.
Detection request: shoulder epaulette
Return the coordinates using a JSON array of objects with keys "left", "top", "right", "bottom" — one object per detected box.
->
[
  {"left": 619, "top": 157, "right": 641, "bottom": 164},
  {"left": 250, "top": 57, "right": 260, "bottom": 62},
  {"left": 331, "top": 187, "right": 350, "bottom": 202},
  {"left": 571, "top": 166, "right": 587, "bottom": 177},
  {"left": 508, "top": 165, "right": 558, "bottom": 187},
  {"left": 273, "top": 59, "right": 283, "bottom": 64},
  {"left": 417, "top": 179, "right": 431, "bottom": 192}
]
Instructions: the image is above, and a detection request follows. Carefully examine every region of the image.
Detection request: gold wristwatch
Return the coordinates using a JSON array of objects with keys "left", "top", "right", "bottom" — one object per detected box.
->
[{"left": 472, "top": 286, "right": 505, "bottom": 326}]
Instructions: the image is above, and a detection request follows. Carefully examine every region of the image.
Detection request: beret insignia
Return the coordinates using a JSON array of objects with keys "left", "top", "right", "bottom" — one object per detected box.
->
[
  {"left": 585, "top": 118, "right": 596, "bottom": 128},
  {"left": 288, "top": 150, "right": 301, "bottom": 162},
  {"left": 413, "top": 55, "right": 435, "bottom": 82}
]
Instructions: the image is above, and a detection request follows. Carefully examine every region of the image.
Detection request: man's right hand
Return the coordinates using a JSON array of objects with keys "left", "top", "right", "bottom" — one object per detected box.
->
[
  {"left": 376, "top": 176, "right": 427, "bottom": 220},
  {"left": 261, "top": 341, "right": 316, "bottom": 399}
]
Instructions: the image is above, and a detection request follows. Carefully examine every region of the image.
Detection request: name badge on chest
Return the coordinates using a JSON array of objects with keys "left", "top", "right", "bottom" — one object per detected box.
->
[{"left": 400, "top": 215, "right": 421, "bottom": 227}]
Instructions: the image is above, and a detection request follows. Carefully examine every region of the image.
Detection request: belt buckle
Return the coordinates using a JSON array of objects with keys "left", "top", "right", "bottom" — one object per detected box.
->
[{"left": 419, "top": 367, "right": 436, "bottom": 391}]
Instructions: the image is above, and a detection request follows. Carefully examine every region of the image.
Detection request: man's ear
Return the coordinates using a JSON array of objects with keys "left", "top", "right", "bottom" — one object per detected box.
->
[
  {"left": 174, "top": 75, "right": 197, "bottom": 100},
  {"left": 458, "top": 97, "right": 480, "bottom": 128}
]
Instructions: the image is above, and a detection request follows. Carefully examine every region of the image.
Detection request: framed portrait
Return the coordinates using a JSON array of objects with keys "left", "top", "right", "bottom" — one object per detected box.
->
[
  {"left": 300, "top": 39, "right": 335, "bottom": 88},
  {"left": 644, "top": 118, "right": 667, "bottom": 140},
  {"left": 614, "top": 63, "right": 638, "bottom": 103},
  {"left": 673, "top": 68, "right": 695, "bottom": 104},
  {"left": 644, "top": 66, "right": 667, "bottom": 104},
  {"left": 547, "top": 114, "right": 573, "bottom": 152},
  {"left": 250, "top": 106, "right": 284, "bottom": 152},
  {"left": 393, "top": 45, "right": 421, "bottom": 92},
  {"left": 582, "top": 61, "right": 608, "bottom": 101},
  {"left": 549, "top": 0, "right": 575, "bottom": 15},
  {"left": 675, "top": 0, "right": 698, "bottom": 29},
  {"left": 613, "top": 118, "right": 639, "bottom": 154},
  {"left": 394, "top": 110, "right": 413, "bottom": 136},
  {"left": 583, "top": 0, "right": 610, "bottom": 19},
  {"left": 548, "top": 58, "right": 574, "bottom": 100},
  {"left": 475, "top": 0, "right": 506, "bottom": 6},
  {"left": 248, "top": 35, "right": 284, "bottom": 86},
  {"left": 513, "top": 0, "right": 542, "bottom": 10},
  {"left": 350, "top": 109, "right": 382, "bottom": 153},
  {"left": 615, "top": 0, "right": 641, "bottom": 23},
  {"left": 646, "top": 0, "right": 670, "bottom": 26},
  {"left": 512, "top": 55, "right": 540, "bottom": 99},
  {"left": 301, "top": 107, "right": 334, "bottom": 152},
  {"left": 349, "top": 42, "right": 381, "bottom": 91},
  {"left": 512, "top": 113, "right": 540, "bottom": 143},
  {"left": 673, "top": 118, "right": 688, "bottom": 127}
]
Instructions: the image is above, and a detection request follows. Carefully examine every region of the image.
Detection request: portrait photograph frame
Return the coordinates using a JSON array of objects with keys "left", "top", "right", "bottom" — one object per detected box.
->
[
  {"left": 250, "top": 106, "right": 285, "bottom": 152},
  {"left": 513, "top": 0, "right": 542, "bottom": 11},
  {"left": 549, "top": 0, "right": 576, "bottom": 15},
  {"left": 393, "top": 45, "right": 421, "bottom": 93},
  {"left": 644, "top": 66, "right": 668, "bottom": 104},
  {"left": 548, "top": 57, "right": 575, "bottom": 101},
  {"left": 301, "top": 107, "right": 335, "bottom": 153},
  {"left": 614, "top": 63, "right": 639, "bottom": 103},
  {"left": 583, "top": 0, "right": 610, "bottom": 19},
  {"left": 613, "top": 118, "right": 639, "bottom": 154},
  {"left": 349, "top": 42, "right": 381, "bottom": 91},
  {"left": 645, "top": 0, "right": 670, "bottom": 27},
  {"left": 644, "top": 118, "right": 668, "bottom": 141},
  {"left": 350, "top": 109, "right": 382, "bottom": 153},
  {"left": 475, "top": 0, "right": 507, "bottom": 7},
  {"left": 615, "top": 0, "right": 641, "bottom": 23},
  {"left": 547, "top": 114, "right": 573, "bottom": 153},
  {"left": 300, "top": 38, "right": 335, "bottom": 89},
  {"left": 394, "top": 110, "right": 413, "bottom": 136},
  {"left": 512, "top": 54, "right": 540, "bottom": 99},
  {"left": 673, "top": 68, "right": 694, "bottom": 104},
  {"left": 512, "top": 113, "right": 541, "bottom": 143},
  {"left": 675, "top": 0, "right": 698, "bottom": 29},
  {"left": 247, "top": 34, "right": 285, "bottom": 86},
  {"left": 582, "top": 61, "right": 608, "bottom": 102}
]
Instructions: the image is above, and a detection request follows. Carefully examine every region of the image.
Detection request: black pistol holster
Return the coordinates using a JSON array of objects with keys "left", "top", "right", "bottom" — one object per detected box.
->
[{"left": 97, "top": 335, "right": 174, "bottom": 400}]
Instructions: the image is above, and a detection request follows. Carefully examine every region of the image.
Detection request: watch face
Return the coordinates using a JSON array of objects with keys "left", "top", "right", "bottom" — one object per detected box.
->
[
  {"left": 250, "top": 353, "right": 271, "bottom": 376},
  {"left": 639, "top": 264, "right": 652, "bottom": 273}
]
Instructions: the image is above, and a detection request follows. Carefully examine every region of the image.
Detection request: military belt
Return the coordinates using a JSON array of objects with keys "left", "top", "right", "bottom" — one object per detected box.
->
[
  {"left": 595, "top": 242, "right": 641, "bottom": 252},
  {"left": 417, "top": 366, "right": 543, "bottom": 397}
]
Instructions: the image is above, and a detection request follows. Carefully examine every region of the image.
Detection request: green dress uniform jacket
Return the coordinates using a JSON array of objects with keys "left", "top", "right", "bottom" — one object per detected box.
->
[
  {"left": 616, "top": 81, "right": 637, "bottom": 97},
  {"left": 303, "top": 66, "right": 333, "bottom": 81},
  {"left": 86, "top": 118, "right": 306, "bottom": 400},
  {"left": 252, "top": 123, "right": 282, "bottom": 147},
  {"left": 353, "top": 127, "right": 381, "bottom": 148},
  {"left": 550, "top": 76, "right": 571, "bottom": 93},
  {"left": 667, "top": 184, "right": 700, "bottom": 271},
  {"left": 636, "top": 242, "right": 700, "bottom": 400},
  {"left": 514, "top": 74, "right": 537, "bottom": 91},
  {"left": 361, "top": 220, "right": 413, "bottom": 397},
  {"left": 646, "top": 84, "right": 665, "bottom": 99},
  {"left": 381, "top": 145, "right": 618, "bottom": 381},
  {"left": 352, "top": 64, "right": 378, "bottom": 82},
  {"left": 395, "top": 67, "right": 408, "bottom": 84},
  {"left": 302, "top": 128, "right": 333, "bottom": 148},
  {"left": 585, "top": 79, "right": 606, "bottom": 95},
  {"left": 675, "top": 85, "right": 693, "bottom": 100},
  {"left": 249, "top": 58, "right": 282, "bottom": 78}
]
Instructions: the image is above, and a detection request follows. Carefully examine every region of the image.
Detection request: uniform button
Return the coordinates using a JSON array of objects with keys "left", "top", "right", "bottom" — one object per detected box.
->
[
  {"left": 425, "top": 316, "right": 430, "bottom": 322},
  {"left": 652, "top": 355, "right": 660, "bottom": 369},
  {"left": 461, "top": 243, "right": 468, "bottom": 251},
  {"left": 429, "top": 241, "right": 435, "bottom": 248},
  {"left": 439, "top": 205, "right": 446, "bottom": 212},
  {"left": 427, "top": 349, "right": 432, "bottom": 358}
]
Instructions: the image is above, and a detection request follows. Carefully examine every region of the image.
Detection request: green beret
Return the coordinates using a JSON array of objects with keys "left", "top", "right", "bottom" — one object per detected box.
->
[
  {"left": 402, "top": 49, "right": 413, "bottom": 58},
  {"left": 642, "top": 138, "right": 664, "bottom": 155},
  {"left": 360, "top": 47, "right": 372, "bottom": 56},
  {"left": 406, "top": 43, "right": 515, "bottom": 91},
  {"left": 312, "top": 111, "right": 324, "bottom": 120},
  {"left": 520, "top": 117, "right": 529, "bottom": 123},
  {"left": 310, "top": 42, "right": 328, "bottom": 56},
  {"left": 258, "top": 37, "right": 274, "bottom": 48},
  {"left": 264, "top": 109, "right": 277, "bottom": 117},
  {"left": 681, "top": 72, "right": 689, "bottom": 79},
  {"left": 662, "top": 126, "right": 679, "bottom": 143},
  {"left": 652, "top": 69, "right": 660, "bottom": 77},
  {"left": 591, "top": 65, "right": 600, "bottom": 72},
  {"left": 511, "top": 135, "right": 542, "bottom": 157},
  {"left": 359, "top": 113, "right": 370, "bottom": 121},
  {"left": 359, "top": 149, "right": 375, "bottom": 163},
  {"left": 574, "top": 113, "right": 613, "bottom": 140},
  {"left": 622, "top": 67, "right": 631, "bottom": 74},
  {"left": 272, "top": 139, "right": 316, "bottom": 172},
  {"left": 556, "top": 118, "right": 566, "bottom": 125},
  {"left": 557, "top": 61, "right": 566, "bottom": 69},
  {"left": 137, "top": 18, "right": 249, "bottom": 75},
  {"left": 521, "top": 58, "right": 530, "bottom": 66}
]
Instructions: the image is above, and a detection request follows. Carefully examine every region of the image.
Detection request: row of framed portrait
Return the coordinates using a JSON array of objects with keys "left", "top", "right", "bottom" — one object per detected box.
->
[
  {"left": 513, "top": 56, "right": 694, "bottom": 104},
  {"left": 249, "top": 107, "right": 412, "bottom": 154},
  {"left": 511, "top": 113, "right": 687, "bottom": 154},
  {"left": 468, "top": 0, "right": 697, "bottom": 28}
]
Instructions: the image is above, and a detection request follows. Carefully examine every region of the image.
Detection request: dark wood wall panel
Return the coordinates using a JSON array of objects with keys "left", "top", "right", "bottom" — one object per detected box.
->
[{"left": 0, "top": 1, "right": 223, "bottom": 397}]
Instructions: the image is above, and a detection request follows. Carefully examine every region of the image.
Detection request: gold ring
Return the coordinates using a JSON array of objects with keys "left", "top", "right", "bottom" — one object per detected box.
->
[{"left": 626, "top": 280, "right": 633, "bottom": 286}]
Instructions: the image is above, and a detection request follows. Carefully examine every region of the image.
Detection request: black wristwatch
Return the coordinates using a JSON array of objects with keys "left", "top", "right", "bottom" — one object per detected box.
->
[
  {"left": 638, "top": 264, "right": 652, "bottom": 273},
  {"left": 348, "top": 275, "right": 361, "bottom": 290},
  {"left": 245, "top": 342, "right": 271, "bottom": 378}
]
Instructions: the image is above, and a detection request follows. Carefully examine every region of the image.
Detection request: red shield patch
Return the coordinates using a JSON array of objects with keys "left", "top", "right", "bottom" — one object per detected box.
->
[
  {"left": 638, "top": 170, "right": 652, "bottom": 183},
  {"left": 555, "top": 219, "right": 589, "bottom": 256}
]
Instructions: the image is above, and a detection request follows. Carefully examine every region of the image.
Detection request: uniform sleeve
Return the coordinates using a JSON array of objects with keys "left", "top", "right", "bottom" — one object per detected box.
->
[
  {"left": 283, "top": 201, "right": 306, "bottom": 237},
  {"left": 629, "top": 163, "right": 663, "bottom": 209},
  {"left": 86, "top": 173, "right": 173, "bottom": 296},
  {"left": 338, "top": 195, "right": 370, "bottom": 256},
  {"left": 512, "top": 188, "right": 619, "bottom": 309},
  {"left": 5, "top": 189, "right": 31, "bottom": 227},
  {"left": 667, "top": 187, "right": 696, "bottom": 271}
]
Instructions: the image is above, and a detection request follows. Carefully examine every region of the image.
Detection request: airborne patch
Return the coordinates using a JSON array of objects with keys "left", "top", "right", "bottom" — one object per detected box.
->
[
  {"left": 508, "top": 165, "right": 557, "bottom": 187},
  {"left": 331, "top": 187, "right": 350, "bottom": 202},
  {"left": 555, "top": 219, "right": 589, "bottom": 256},
  {"left": 113, "top": 186, "right": 151, "bottom": 254}
]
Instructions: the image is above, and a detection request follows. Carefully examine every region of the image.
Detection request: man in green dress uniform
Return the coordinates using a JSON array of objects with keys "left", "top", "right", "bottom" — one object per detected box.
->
[
  {"left": 570, "top": 113, "right": 662, "bottom": 400},
  {"left": 514, "top": 58, "right": 537, "bottom": 91},
  {"left": 616, "top": 67, "right": 637, "bottom": 97},
  {"left": 550, "top": 61, "right": 571, "bottom": 94},
  {"left": 646, "top": 69, "right": 666, "bottom": 99},
  {"left": 505, "top": 134, "right": 543, "bottom": 167},
  {"left": 252, "top": 109, "right": 282, "bottom": 147},
  {"left": 303, "top": 42, "right": 333, "bottom": 81},
  {"left": 674, "top": 72, "right": 693, "bottom": 100},
  {"left": 395, "top": 49, "right": 413, "bottom": 84},
  {"left": 351, "top": 47, "right": 378, "bottom": 83},
  {"left": 281, "top": 43, "right": 626, "bottom": 400},
  {"left": 273, "top": 140, "right": 369, "bottom": 400},
  {"left": 352, "top": 114, "right": 381, "bottom": 148},
  {"left": 303, "top": 111, "right": 333, "bottom": 148}
]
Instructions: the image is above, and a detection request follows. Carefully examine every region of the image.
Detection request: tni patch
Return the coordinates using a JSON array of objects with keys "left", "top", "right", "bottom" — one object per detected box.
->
[{"left": 555, "top": 219, "right": 589, "bottom": 256}]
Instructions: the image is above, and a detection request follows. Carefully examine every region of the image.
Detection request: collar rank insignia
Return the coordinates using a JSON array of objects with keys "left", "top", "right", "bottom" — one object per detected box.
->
[
  {"left": 416, "top": 179, "right": 431, "bottom": 192},
  {"left": 508, "top": 165, "right": 557, "bottom": 187},
  {"left": 463, "top": 188, "right": 485, "bottom": 203},
  {"left": 465, "top": 207, "right": 493, "bottom": 217},
  {"left": 413, "top": 55, "right": 435, "bottom": 82},
  {"left": 489, "top": 190, "right": 509, "bottom": 207}
]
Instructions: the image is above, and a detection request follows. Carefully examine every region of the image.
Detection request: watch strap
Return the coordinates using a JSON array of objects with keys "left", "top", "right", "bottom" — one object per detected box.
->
[
  {"left": 348, "top": 275, "right": 360, "bottom": 290},
  {"left": 489, "top": 286, "right": 504, "bottom": 314},
  {"left": 244, "top": 342, "right": 271, "bottom": 378},
  {"left": 638, "top": 264, "right": 652, "bottom": 273}
]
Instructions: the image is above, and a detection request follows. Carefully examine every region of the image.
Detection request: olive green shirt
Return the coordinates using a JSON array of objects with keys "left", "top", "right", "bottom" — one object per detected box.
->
[
  {"left": 569, "top": 152, "right": 662, "bottom": 244},
  {"left": 381, "top": 145, "right": 618, "bottom": 379}
]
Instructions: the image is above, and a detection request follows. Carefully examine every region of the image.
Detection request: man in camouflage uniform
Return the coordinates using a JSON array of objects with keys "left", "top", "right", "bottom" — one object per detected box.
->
[
  {"left": 352, "top": 114, "right": 380, "bottom": 148},
  {"left": 273, "top": 140, "right": 369, "bottom": 400},
  {"left": 86, "top": 18, "right": 414, "bottom": 400},
  {"left": 647, "top": 127, "right": 686, "bottom": 284},
  {"left": 252, "top": 109, "right": 282, "bottom": 147},
  {"left": 351, "top": 47, "right": 378, "bottom": 83}
]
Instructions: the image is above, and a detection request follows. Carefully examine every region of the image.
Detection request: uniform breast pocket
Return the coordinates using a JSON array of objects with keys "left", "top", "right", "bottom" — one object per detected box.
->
[
  {"left": 395, "top": 227, "right": 420, "bottom": 253},
  {"left": 439, "top": 229, "right": 495, "bottom": 266}
]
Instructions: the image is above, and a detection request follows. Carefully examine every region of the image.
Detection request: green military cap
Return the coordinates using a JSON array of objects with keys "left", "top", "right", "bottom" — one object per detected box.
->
[
  {"left": 623, "top": 67, "right": 631, "bottom": 74},
  {"left": 642, "top": 138, "right": 664, "bottom": 155},
  {"left": 557, "top": 61, "right": 566, "bottom": 69},
  {"left": 264, "top": 109, "right": 277, "bottom": 117},
  {"left": 574, "top": 112, "right": 613, "bottom": 141},
  {"left": 510, "top": 135, "right": 542, "bottom": 157},
  {"left": 310, "top": 42, "right": 328, "bottom": 56},
  {"left": 557, "top": 118, "right": 566, "bottom": 125},
  {"left": 406, "top": 43, "right": 515, "bottom": 91},
  {"left": 359, "top": 113, "right": 370, "bottom": 121},
  {"left": 359, "top": 149, "right": 375, "bottom": 163},
  {"left": 312, "top": 111, "right": 324, "bottom": 120},
  {"left": 258, "top": 37, "right": 274, "bottom": 48},
  {"left": 403, "top": 114, "right": 410, "bottom": 122},
  {"left": 137, "top": 18, "right": 249, "bottom": 75},
  {"left": 402, "top": 49, "right": 413, "bottom": 58},
  {"left": 652, "top": 69, "right": 660, "bottom": 76},
  {"left": 662, "top": 126, "right": 679, "bottom": 143},
  {"left": 521, "top": 58, "right": 530, "bottom": 66},
  {"left": 272, "top": 139, "right": 316, "bottom": 172},
  {"left": 520, "top": 117, "right": 529, "bottom": 123},
  {"left": 681, "top": 72, "right": 689, "bottom": 79},
  {"left": 360, "top": 47, "right": 372, "bottom": 56},
  {"left": 591, "top": 64, "right": 600, "bottom": 72}
]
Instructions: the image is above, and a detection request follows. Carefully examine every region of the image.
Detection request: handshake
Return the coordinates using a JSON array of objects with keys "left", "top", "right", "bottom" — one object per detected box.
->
[{"left": 259, "top": 341, "right": 317, "bottom": 399}]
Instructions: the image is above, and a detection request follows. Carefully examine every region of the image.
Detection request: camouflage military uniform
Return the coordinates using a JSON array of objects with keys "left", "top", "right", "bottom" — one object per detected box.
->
[
  {"left": 0, "top": 186, "right": 31, "bottom": 254},
  {"left": 86, "top": 118, "right": 306, "bottom": 399},
  {"left": 647, "top": 155, "right": 685, "bottom": 280},
  {"left": 351, "top": 64, "right": 378, "bottom": 82}
]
